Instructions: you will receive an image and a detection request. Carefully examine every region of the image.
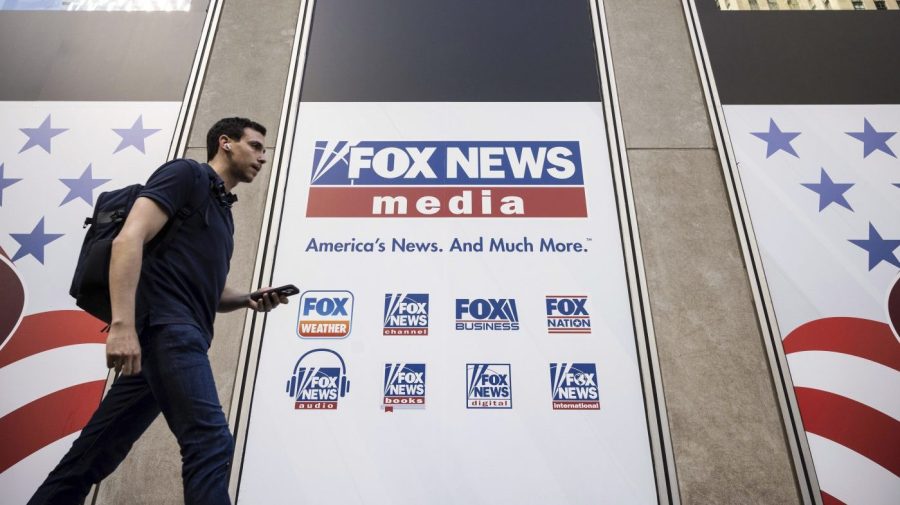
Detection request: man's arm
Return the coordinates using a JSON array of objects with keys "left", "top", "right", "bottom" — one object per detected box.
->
[
  {"left": 218, "top": 285, "right": 288, "bottom": 313},
  {"left": 106, "top": 197, "right": 170, "bottom": 376}
]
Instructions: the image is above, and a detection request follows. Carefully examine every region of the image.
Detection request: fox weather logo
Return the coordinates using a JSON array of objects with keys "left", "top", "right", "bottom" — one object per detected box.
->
[
  {"left": 382, "top": 363, "right": 426, "bottom": 412},
  {"left": 297, "top": 290, "right": 354, "bottom": 338},
  {"left": 545, "top": 295, "right": 591, "bottom": 334},
  {"left": 285, "top": 349, "right": 351, "bottom": 410},
  {"left": 455, "top": 298, "right": 520, "bottom": 331},
  {"left": 383, "top": 293, "right": 429, "bottom": 335},
  {"left": 466, "top": 364, "right": 512, "bottom": 409},
  {"left": 549, "top": 363, "right": 600, "bottom": 410}
]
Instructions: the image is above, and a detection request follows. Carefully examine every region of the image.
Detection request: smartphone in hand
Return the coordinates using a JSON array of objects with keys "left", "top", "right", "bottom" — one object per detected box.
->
[{"left": 251, "top": 284, "right": 300, "bottom": 301}]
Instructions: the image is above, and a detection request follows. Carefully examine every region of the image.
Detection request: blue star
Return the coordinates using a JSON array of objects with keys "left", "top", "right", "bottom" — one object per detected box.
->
[
  {"left": 800, "top": 168, "right": 853, "bottom": 212},
  {"left": 846, "top": 119, "right": 896, "bottom": 158},
  {"left": 751, "top": 119, "right": 801, "bottom": 158},
  {"left": 10, "top": 217, "right": 64, "bottom": 264},
  {"left": 0, "top": 163, "right": 23, "bottom": 206},
  {"left": 59, "top": 164, "right": 111, "bottom": 206},
  {"left": 848, "top": 223, "right": 900, "bottom": 271},
  {"left": 19, "top": 115, "right": 68, "bottom": 154},
  {"left": 113, "top": 115, "right": 160, "bottom": 154}
]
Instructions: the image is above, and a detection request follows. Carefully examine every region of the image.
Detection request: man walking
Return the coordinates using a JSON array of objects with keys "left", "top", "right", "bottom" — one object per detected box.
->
[{"left": 29, "top": 117, "right": 286, "bottom": 505}]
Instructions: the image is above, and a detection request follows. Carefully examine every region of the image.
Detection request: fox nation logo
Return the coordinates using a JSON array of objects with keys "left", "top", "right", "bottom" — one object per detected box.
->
[
  {"left": 382, "top": 363, "right": 426, "bottom": 412},
  {"left": 549, "top": 363, "right": 600, "bottom": 410},
  {"left": 546, "top": 296, "right": 591, "bottom": 334},
  {"left": 285, "top": 349, "right": 351, "bottom": 410},
  {"left": 466, "top": 364, "right": 512, "bottom": 409},
  {"left": 455, "top": 298, "right": 519, "bottom": 331},
  {"left": 383, "top": 293, "right": 429, "bottom": 336},
  {"left": 297, "top": 290, "right": 354, "bottom": 338}
]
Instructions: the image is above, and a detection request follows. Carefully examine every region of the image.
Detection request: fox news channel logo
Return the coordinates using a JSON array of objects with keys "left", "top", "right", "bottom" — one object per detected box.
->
[
  {"left": 455, "top": 298, "right": 520, "bottom": 331},
  {"left": 545, "top": 295, "right": 591, "bottom": 334},
  {"left": 285, "top": 349, "right": 351, "bottom": 410},
  {"left": 306, "top": 141, "right": 587, "bottom": 218},
  {"left": 549, "top": 363, "right": 600, "bottom": 410},
  {"left": 383, "top": 293, "right": 429, "bottom": 335},
  {"left": 297, "top": 290, "right": 354, "bottom": 338},
  {"left": 466, "top": 364, "right": 512, "bottom": 409},
  {"left": 383, "top": 363, "right": 426, "bottom": 412}
]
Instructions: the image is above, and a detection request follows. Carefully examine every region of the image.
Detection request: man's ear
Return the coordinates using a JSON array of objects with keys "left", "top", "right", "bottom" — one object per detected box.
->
[{"left": 219, "top": 134, "right": 231, "bottom": 152}]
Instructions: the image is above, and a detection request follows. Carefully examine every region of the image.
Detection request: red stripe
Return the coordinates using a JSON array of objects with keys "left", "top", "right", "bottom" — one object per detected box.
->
[
  {"left": 0, "top": 311, "right": 107, "bottom": 368},
  {"left": 0, "top": 380, "right": 106, "bottom": 473},
  {"left": 783, "top": 317, "right": 900, "bottom": 372},
  {"left": 795, "top": 387, "right": 900, "bottom": 477},
  {"left": 820, "top": 491, "right": 846, "bottom": 505}
]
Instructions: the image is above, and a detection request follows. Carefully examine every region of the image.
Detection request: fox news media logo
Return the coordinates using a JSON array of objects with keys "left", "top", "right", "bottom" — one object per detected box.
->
[
  {"left": 285, "top": 349, "right": 351, "bottom": 410},
  {"left": 549, "top": 363, "right": 600, "bottom": 410},
  {"left": 307, "top": 141, "right": 587, "bottom": 218},
  {"left": 546, "top": 296, "right": 591, "bottom": 334},
  {"left": 383, "top": 363, "right": 426, "bottom": 412},
  {"left": 466, "top": 364, "right": 512, "bottom": 409},
  {"left": 297, "top": 290, "right": 354, "bottom": 338},
  {"left": 455, "top": 298, "right": 520, "bottom": 331},
  {"left": 383, "top": 293, "right": 429, "bottom": 336}
]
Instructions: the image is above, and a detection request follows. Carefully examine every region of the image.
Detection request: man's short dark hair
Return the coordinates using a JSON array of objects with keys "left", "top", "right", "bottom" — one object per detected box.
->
[{"left": 206, "top": 117, "right": 267, "bottom": 161}]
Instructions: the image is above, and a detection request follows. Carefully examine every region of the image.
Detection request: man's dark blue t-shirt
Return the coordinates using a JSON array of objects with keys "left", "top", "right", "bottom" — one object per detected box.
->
[{"left": 135, "top": 159, "right": 234, "bottom": 338}]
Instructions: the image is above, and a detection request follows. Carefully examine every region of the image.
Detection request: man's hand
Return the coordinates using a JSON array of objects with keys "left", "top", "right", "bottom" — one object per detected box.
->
[
  {"left": 248, "top": 287, "right": 289, "bottom": 313},
  {"left": 106, "top": 322, "right": 141, "bottom": 376}
]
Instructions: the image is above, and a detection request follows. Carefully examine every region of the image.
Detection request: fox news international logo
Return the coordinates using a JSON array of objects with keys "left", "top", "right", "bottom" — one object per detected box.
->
[
  {"left": 466, "top": 364, "right": 512, "bottom": 409},
  {"left": 383, "top": 293, "right": 429, "bottom": 335},
  {"left": 297, "top": 290, "right": 354, "bottom": 338},
  {"left": 455, "top": 298, "right": 520, "bottom": 331},
  {"left": 285, "top": 349, "right": 350, "bottom": 410},
  {"left": 307, "top": 141, "right": 587, "bottom": 218},
  {"left": 545, "top": 295, "right": 591, "bottom": 334},
  {"left": 383, "top": 363, "right": 426, "bottom": 412},
  {"left": 549, "top": 363, "right": 600, "bottom": 410}
]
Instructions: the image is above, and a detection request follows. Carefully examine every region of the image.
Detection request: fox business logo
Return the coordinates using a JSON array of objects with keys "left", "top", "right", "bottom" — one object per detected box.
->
[
  {"left": 383, "top": 363, "right": 426, "bottom": 412},
  {"left": 466, "top": 364, "right": 512, "bottom": 409},
  {"left": 549, "top": 363, "right": 600, "bottom": 410},
  {"left": 546, "top": 295, "right": 591, "bottom": 334},
  {"left": 383, "top": 293, "right": 429, "bottom": 335},
  {"left": 455, "top": 298, "right": 519, "bottom": 331},
  {"left": 285, "top": 349, "right": 350, "bottom": 410},
  {"left": 297, "top": 290, "right": 353, "bottom": 338},
  {"left": 307, "top": 141, "right": 587, "bottom": 218}
]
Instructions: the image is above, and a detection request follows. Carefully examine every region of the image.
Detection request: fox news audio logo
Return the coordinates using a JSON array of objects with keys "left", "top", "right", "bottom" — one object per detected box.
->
[
  {"left": 285, "top": 349, "right": 351, "bottom": 410},
  {"left": 466, "top": 364, "right": 512, "bottom": 409},
  {"left": 383, "top": 293, "right": 429, "bottom": 335},
  {"left": 298, "top": 290, "right": 354, "bottom": 338},
  {"left": 307, "top": 141, "right": 587, "bottom": 218},
  {"left": 546, "top": 295, "right": 591, "bottom": 334},
  {"left": 383, "top": 363, "right": 426, "bottom": 412},
  {"left": 549, "top": 363, "right": 600, "bottom": 410},
  {"left": 455, "top": 298, "right": 520, "bottom": 331}
]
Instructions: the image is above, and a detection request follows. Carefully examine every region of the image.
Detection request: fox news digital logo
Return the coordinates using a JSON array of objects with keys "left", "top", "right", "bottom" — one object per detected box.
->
[
  {"left": 546, "top": 296, "right": 591, "bottom": 334},
  {"left": 455, "top": 298, "right": 519, "bottom": 331},
  {"left": 383, "top": 363, "right": 426, "bottom": 412},
  {"left": 285, "top": 349, "right": 350, "bottom": 410},
  {"left": 549, "top": 363, "right": 600, "bottom": 410},
  {"left": 466, "top": 364, "right": 512, "bottom": 409},
  {"left": 306, "top": 141, "right": 587, "bottom": 218},
  {"left": 297, "top": 290, "right": 354, "bottom": 338},
  {"left": 383, "top": 293, "right": 429, "bottom": 335}
]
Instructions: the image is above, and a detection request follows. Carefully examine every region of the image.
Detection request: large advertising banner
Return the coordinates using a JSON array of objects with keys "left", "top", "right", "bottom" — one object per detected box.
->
[{"left": 237, "top": 102, "right": 660, "bottom": 504}]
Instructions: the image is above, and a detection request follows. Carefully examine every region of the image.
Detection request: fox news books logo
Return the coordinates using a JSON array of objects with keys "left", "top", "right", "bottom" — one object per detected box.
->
[
  {"left": 307, "top": 141, "right": 587, "bottom": 218},
  {"left": 383, "top": 363, "right": 426, "bottom": 412},
  {"left": 549, "top": 363, "right": 600, "bottom": 410},
  {"left": 455, "top": 298, "right": 520, "bottom": 331},
  {"left": 383, "top": 293, "right": 429, "bottom": 335},
  {"left": 546, "top": 295, "right": 591, "bottom": 334},
  {"left": 466, "top": 364, "right": 512, "bottom": 409},
  {"left": 298, "top": 290, "right": 354, "bottom": 338},
  {"left": 285, "top": 349, "right": 350, "bottom": 410}
]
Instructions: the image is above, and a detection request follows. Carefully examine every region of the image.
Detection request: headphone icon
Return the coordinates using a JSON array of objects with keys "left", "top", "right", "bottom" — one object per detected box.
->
[{"left": 285, "top": 348, "right": 350, "bottom": 399}]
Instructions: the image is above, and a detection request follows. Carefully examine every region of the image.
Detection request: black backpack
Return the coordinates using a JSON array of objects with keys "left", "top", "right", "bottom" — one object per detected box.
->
[{"left": 69, "top": 159, "right": 209, "bottom": 323}]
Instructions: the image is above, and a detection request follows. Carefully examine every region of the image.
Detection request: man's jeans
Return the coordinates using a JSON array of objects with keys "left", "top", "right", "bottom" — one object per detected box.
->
[{"left": 28, "top": 324, "right": 233, "bottom": 505}]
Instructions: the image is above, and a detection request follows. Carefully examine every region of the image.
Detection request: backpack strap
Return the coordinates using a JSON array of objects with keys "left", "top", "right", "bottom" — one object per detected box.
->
[{"left": 153, "top": 160, "right": 212, "bottom": 253}]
